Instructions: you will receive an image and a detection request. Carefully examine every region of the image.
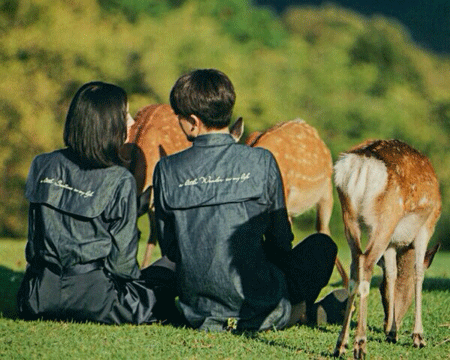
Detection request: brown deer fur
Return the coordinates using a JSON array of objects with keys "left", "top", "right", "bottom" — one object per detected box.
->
[
  {"left": 123, "top": 104, "right": 191, "bottom": 194},
  {"left": 121, "top": 105, "right": 191, "bottom": 266}
]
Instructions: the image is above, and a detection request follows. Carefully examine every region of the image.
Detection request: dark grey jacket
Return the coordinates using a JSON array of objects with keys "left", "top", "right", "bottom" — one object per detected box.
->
[
  {"left": 153, "top": 134, "right": 294, "bottom": 331},
  {"left": 18, "top": 149, "right": 160, "bottom": 324},
  {"left": 24, "top": 148, "right": 140, "bottom": 279}
]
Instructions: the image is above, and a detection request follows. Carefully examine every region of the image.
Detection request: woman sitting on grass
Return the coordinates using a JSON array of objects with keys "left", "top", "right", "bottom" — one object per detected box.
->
[{"left": 17, "top": 81, "right": 176, "bottom": 324}]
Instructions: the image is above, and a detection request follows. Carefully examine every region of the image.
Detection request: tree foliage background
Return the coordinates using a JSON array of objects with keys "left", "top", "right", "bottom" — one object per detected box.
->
[{"left": 1, "top": 0, "right": 450, "bottom": 248}]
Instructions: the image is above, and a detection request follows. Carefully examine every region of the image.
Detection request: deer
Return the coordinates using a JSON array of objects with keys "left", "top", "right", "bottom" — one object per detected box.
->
[
  {"left": 333, "top": 139, "right": 441, "bottom": 359},
  {"left": 124, "top": 109, "right": 348, "bottom": 291},
  {"left": 121, "top": 104, "right": 244, "bottom": 268},
  {"left": 246, "top": 119, "right": 348, "bottom": 288},
  {"left": 121, "top": 104, "right": 191, "bottom": 267}
]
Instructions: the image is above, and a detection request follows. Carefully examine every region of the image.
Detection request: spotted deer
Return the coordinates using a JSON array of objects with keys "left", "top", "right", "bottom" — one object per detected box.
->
[
  {"left": 333, "top": 139, "right": 441, "bottom": 359},
  {"left": 121, "top": 104, "right": 244, "bottom": 267},
  {"left": 121, "top": 104, "right": 191, "bottom": 267},
  {"left": 246, "top": 119, "right": 348, "bottom": 287}
]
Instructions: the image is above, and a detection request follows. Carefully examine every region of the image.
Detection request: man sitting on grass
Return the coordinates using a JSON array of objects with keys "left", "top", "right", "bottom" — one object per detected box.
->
[{"left": 153, "top": 68, "right": 347, "bottom": 331}]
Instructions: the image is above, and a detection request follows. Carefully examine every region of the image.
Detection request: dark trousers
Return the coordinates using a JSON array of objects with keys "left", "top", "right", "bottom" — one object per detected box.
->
[
  {"left": 142, "top": 236, "right": 337, "bottom": 326},
  {"left": 17, "top": 258, "right": 178, "bottom": 325},
  {"left": 139, "top": 256, "right": 184, "bottom": 325},
  {"left": 279, "top": 233, "right": 337, "bottom": 307}
]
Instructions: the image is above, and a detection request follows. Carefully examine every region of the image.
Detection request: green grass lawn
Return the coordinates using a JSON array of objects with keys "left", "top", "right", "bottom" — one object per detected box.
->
[{"left": 1, "top": 233, "right": 449, "bottom": 359}]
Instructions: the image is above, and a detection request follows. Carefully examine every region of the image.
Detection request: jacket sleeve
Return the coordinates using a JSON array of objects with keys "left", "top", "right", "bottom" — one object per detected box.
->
[
  {"left": 153, "top": 161, "right": 179, "bottom": 263},
  {"left": 103, "top": 173, "right": 141, "bottom": 280},
  {"left": 263, "top": 153, "right": 294, "bottom": 268}
]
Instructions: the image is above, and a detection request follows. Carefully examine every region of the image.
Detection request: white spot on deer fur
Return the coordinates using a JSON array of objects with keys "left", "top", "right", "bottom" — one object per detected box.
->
[
  {"left": 358, "top": 281, "right": 370, "bottom": 298},
  {"left": 419, "top": 196, "right": 428, "bottom": 206}
]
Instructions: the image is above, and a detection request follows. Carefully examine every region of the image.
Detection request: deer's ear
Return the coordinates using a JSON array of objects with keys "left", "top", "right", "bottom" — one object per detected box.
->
[
  {"left": 230, "top": 117, "right": 244, "bottom": 142},
  {"left": 245, "top": 131, "right": 263, "bottom": 147},
  {"left": 424, "top": 243, "right": 441, "bottom": 269},
  {"left": 158, "top": 144, "right": 168, "bottom": 159}
]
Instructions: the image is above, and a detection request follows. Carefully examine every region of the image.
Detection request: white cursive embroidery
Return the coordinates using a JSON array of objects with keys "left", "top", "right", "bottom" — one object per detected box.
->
[
  {"left": 200, "top": 175, "right": 224, "bottom": 184},
  {"left": 40, "top": 177, "right": 95, "bottom": 198},
  {"left": 179, "top": 173, "right": 250, "bottom": 187}
]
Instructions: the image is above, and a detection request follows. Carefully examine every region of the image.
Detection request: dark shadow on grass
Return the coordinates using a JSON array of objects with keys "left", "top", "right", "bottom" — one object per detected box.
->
[
  {"left": 421, "top": 277, "right": 450, "bottom": 291},
  {"left": 0, "top": 266, "right": 24, "bottom": 319},
  {"left": 332, "top": 275, "right": 450, "bottom": 291},
  {"left": 232, "top": 275, "right": 450, "bottom": 357},
  {"left": 237, "top": 328, "right": 344, "bottom": 358},
  {"left": 370, "top": 275, "right": 450, "bottom": 291},
  {"left": 238, "top": 330, "right": 310, "bottom": 355}
]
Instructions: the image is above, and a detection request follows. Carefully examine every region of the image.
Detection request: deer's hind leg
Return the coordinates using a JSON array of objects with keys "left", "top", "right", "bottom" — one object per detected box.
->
[
  {"left": 316, "top": 181, "right": 349, "bottom": 288},
  {"left": 141, "top": 189, "right": 157, "bottom": 269},
  {"left": 411, "top": 206, "right": 440, "bottom": 348},
  {"left": 353, "top": 211, "right": 401, "bottom": 359},
  {"left": 334, "top": 190, "right": 360, "bottom": 357},
  {"left": 315, "top": 180, "right": 333, "bottom": 236}
]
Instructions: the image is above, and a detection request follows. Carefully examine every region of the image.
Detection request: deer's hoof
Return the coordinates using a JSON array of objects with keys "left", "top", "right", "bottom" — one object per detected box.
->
[
  {"left": 353, "top": 338, "right": 367, "bottom": 359},
  {"left": 353, "top": 347, "right": 366, "bottom": 359},
  {"left": 386, "top": 331, "right": 398, "bottom": 344},
  {"left": 333, "top": 342, "right": 347, "bottom": 357},
  {"left": 412, "top": 333, "right": 426, "bottom": 348}
]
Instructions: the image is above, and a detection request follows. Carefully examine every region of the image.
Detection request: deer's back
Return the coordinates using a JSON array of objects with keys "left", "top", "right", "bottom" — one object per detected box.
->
[
  {"left": 249, "top": 120, "right": 332, "bottom": 187},
  {"left": 248, "top": 119, "right": 332, "bottom": 215},
  {"left": 125, "top": 104, "right": 191, "bottom": 192},
  {"left": 348, "top": 139, "right": 440, "bottom": 213}
]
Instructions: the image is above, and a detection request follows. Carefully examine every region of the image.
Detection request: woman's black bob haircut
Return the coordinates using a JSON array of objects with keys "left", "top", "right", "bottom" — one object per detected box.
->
[
  {"left": 169, "top": 69, "right": 236, "bottom": 129},
  {"left": 63, "top": 81, "right": 127, "bottom": 168}
]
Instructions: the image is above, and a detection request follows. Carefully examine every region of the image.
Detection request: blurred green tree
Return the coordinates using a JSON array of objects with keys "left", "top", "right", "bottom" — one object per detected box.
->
[{"left": 0, "top": 0, "right": 449, "bottom": 249}]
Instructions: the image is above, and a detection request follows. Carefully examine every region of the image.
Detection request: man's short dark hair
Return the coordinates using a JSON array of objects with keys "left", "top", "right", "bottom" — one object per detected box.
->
[
  {"left": 63, "top": 81, "right": 127, "bottom": 168},
  {"left": 169, "top": 69, "right": 236, "bottom": 129}
]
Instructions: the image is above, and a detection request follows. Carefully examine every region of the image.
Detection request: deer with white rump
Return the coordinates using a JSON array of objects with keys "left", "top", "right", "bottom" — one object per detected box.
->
[{"left": 333, "top": 139, "right": 441, "bottom": 359}]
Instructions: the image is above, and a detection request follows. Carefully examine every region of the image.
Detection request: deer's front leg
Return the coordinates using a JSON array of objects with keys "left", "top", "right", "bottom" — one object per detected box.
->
[
  {"left": 353, "top": 254, "right": 372, "bottom": 360},
  {"left": 141, "top": 209, "right": 157, "bottom": 268},
  {"left": 412, "top": 228, "right": 428, "bottom": 348}
]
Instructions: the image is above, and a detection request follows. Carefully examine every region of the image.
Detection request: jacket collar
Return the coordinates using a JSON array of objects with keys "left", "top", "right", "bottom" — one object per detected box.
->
[{"left": 193, "top": 133, "right": 236, "bottom": 147}]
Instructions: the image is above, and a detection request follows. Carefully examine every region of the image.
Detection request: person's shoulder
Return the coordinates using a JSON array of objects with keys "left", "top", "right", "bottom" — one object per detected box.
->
[
  {"left": 35, "top": 149, "right": 133, "bottom": 179},
  {"left": 94, "top": 165, "right": 136, "bottom": 196},
  {"left": 32, "top": 149, "right": 64, "bottom": 163},
  {"left": 235, "top": 143, "right": 275, "bottom": 161},
  {"left": 28, "top": 149, "right": 69, "bottom": 175},
  {"left": 157, "top": 145, "right": 193, "bottom": 168},
  {"left": 103, "top": 163, "right": 133, "bottom": 178}
]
